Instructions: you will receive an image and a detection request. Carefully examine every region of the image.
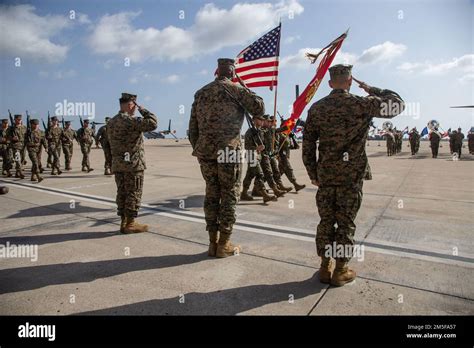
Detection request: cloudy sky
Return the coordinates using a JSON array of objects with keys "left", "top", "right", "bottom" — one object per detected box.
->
[{"left": 0, "top": 0, "right": 472, "bottom": 136}]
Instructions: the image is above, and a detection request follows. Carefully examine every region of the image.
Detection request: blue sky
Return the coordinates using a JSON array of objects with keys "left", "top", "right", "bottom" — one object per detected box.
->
[{"left": 0, "top": 0, "right": 472, "bottom": 136}]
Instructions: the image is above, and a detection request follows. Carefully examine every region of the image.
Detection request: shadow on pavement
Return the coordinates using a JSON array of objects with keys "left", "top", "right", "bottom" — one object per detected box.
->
[
  {"left": 0, "top": 231, "right": 116, "bottom": 246},
  {"left": 6, "top": 202, "right": 110, "bottom": 219},
  {"left": 76, "top": 273, "right": 324, "bottom": 315},
  {"left": 0, "top": 253, "right": 208, "bottom": 294}
]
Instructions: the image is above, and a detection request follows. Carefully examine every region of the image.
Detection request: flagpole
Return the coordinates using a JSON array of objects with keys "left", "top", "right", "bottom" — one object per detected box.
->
[{"left": 272, "top": 21, "right": 282, "bottom": 153}]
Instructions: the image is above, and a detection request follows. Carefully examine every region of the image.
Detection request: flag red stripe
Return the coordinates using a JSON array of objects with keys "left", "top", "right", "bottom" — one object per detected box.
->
[
  {"left": 246, "top": 81, "right": 278, "bottom": 88},
  {"left": 238, "top": 71, "right": 278, "bottom": 80},
  {"left": 235, "top": 61, "right": 279, "bottom": 73}
]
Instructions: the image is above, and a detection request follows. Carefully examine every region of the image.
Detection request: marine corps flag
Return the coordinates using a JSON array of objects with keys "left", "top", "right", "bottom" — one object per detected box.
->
[{"left": 281, "top": 30, "right": 348, "bottom": 134}]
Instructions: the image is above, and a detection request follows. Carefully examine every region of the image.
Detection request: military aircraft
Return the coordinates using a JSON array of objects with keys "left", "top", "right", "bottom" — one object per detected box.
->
[{"left": 144, "top": 119, "right": 178, "bottom": 141}]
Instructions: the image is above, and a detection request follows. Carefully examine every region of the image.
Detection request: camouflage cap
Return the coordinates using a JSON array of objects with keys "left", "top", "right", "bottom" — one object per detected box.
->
[
  {"left": 120, "top": 93, "right": 137, "bottom": 103},
  {"left": 14, "top": 114, "right": 22, "bottom": 119},
  {"left": 105, "top": 117, "right": 110, "bottom": 121},
  {"left": 83, "top": 119, "right": 90, "bottom": 123},
  {"left": 253, "top": 114, "right": 265, "bottom": 120},
  {"left": 329, "top": 64, "right": 353, "bottom": 80},
  {"left": 262, "top": 114, "right": 270, "bottom": 120},
  {"left": 268, "top": 115, "right": 276, "bottom": 121},
  {"left": 31, "top": 119, "right": 39, "bottom": 125},
  {"left": 1, "top": 119, "right": 8, "bottom": 123},
  {"left": 217, "top": 58, "right": 235, "bottom": 68},
  {"left": 51, "top": 116, "right": 58, "bottom": 121},
  {"left": 65, "top": 121, "right": 71, "bottom": 125}
]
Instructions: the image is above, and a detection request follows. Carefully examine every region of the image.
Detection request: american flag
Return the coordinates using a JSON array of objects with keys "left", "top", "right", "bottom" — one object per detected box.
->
[{"left": 235, "top": 24, "right": 281, "bottom": 89}]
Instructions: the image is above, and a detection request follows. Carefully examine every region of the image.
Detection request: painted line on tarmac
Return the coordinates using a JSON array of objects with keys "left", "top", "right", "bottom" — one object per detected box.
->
[{"left": 2, "top": 179, "right": 474, "bottom": 268}]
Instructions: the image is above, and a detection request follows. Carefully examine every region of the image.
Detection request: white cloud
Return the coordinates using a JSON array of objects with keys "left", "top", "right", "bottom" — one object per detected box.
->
[
  {"left": 281, "top": 41, "right": 406, "bottom": 70},
  {"left": 458, "top": 73, "right": 474, "bottom": 84},
  {"left": 283, "top": 35, "right": 301, "bottom": 44},
  {"left": 38, "top": 69, "right": 77, "bottom": 80},
  {"left": 357, "top": 41, "right": 406, "bottom": 64},
  {"left": 398, "top": 54, "right": 474, "bottom": 75},
  {"left": 197, "top": 69, "right": 208, "bottom": 75},
  {"left": 0, "top": 4, "right": 70, "bottom": 63},
  {"left": 163, "top": 74, "right": 181, "bottom": 84},
  {"left": 88, "top": 0, "right": 304, "bottom": 62},
  {"left": 77, "top": 13, "right": 91, "bottom": 25}
]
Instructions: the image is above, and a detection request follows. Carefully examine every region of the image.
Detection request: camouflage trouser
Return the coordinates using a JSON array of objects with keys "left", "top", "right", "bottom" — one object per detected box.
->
[
  {"left": 242, "top": 160, "right": 265, "bottom": 191},
  {"left": 114, "top": 171, "right": 144, "bottom": 218},
  {"left": 260, "top": 155, "right": 277, "bottom": 187},
  {"left": 9, "top": 147, "right": 23, "bottom": 172},
  {"left": 278, "top": 154, "right": 297, "bottom": 183},
  {"left": 431, "top": 141, "right": 440, "bottom": 157},
  {"left": 21, "top": 146, "right": 27, "bottom": 165},
  {"left": 103, "top": 144, "right": 112, "bottom": 170},
  {"left": 409, "top": 140, "right": 417, "bottom": 155},
  {"left": 386, "top": 139, "right": 393, "bottom": 156},
  {"left": 452, "top": 143, "right": 462, "bottom": 158},
  {"left": 37, "top": 146, "right": 43, "bottom": 171},
  {"left": 49, "top": 144, "right": 61, "bottom": 171},
  {"left": 47, "top": 148, "right": 53, "bottom": 166},
  {"left": 1, "top": 147, "right": 11, "bottom": 172},
  {"left": 27, "top": 148, "right": 40, "bottom": 175},
  {"left": 270, "top": 156, "right": 282, "bottom": 182},
  {"left": 469, "top": 140, "right": 474, "bottom": 154},
  {"left": 316, "top": 183, "right": 363, "bottom": 263},
  {"left": 62, "top": 144, "right": 73, "bottom": 169},
  {"left": 199, "top": 158, "right": 242, "bottom": 236},
  {"left": 80, "top": 144, "right": 91, "bottom": 168}
]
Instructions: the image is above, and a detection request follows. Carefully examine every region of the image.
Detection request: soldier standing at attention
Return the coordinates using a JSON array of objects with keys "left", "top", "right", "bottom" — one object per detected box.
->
[
  {"left": 7, "top": 114, "right": 27, "bottom": 179},
  {"left": 302, "top": 64, "right": 404, "bottom": 286},
  {"left": 96, "top": 117, "right": 113, "bottom": 175},
  {"left": 77, "top": 119, "right": 95, "bottom": 172},
  {"left": 26, "top": 119, "right": 47, "bottom": 182},
  {"left": 108, "top": 93, "right": 157, "bottom": 234},
  {"left": 0, "top": 119, "right": 11, "bottom": 176},
  {"left": 61, "top": 121, "right": 76, "bottom": 171},
  {"left": 268, "top": 115, "right": 293, "bottom": 192},
  {"left": 468, "top": 129, "right": 474, "bottom": 154},
  {"left": 46, "top": 116, "right": 63, "bottom": 175},
  {"left": 189, "top": 58, "right": 265, "bottom": 258},
  {"left": 429, "top": 127, "right": 442, "bottom": 158},
  {"left": 241, "top": 114, "right": 277, "bottom": 203},
  {"left": 408, "top": 127, "right": 420, "bottom": 155},
  {"left": 454, "top": 127, "right": 465, "bottom": 159}
]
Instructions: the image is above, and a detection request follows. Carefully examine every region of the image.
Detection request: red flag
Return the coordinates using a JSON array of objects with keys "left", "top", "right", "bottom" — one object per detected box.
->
[{"left": 281, "top": 31, "right": 347, "bottom": 134}]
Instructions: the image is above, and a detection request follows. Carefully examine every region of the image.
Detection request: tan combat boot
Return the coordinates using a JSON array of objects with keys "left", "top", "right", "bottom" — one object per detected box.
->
[
  {"left": 331, "top": 260, "right": 356, "bottom": 287},
  {"left": 277, "top": 179, "right": 292, "bottom": 192},
  {"left": 30, "top": 174, "right": 38, "bottom": 182},
  {"left": 88, "top": 167, "right": 94, "bottom": 172},
  {"left": 17, "top": 170, "right": 25, "bottom": 179},
  {"left": 37, "top": 175, "right": 44, "bottom": 183},
  {"left": 216, "top": 234, "right": 241, "bottom": 258},
  {"left": 292, "top": 181, "right": 306, "bottom": 192},
  {"left": 104, "top": 168, "right": 112, "bottom": 175},
  {"left": 259, "top": 187, "right": 277, "bottom": 203},
  {"left": 240, "top": 186, "right": 254, "bottom": 201},
  {"left": 318, "top": 257, "right": 334, "bottom": 284},
  {"left": 81, "top": 166, "right": 88, "bottom": 172},
  {"left": 270, "top": 184, "right": 286, "bottom": 197},
  {"left": 123, "top": 217, "right": 149, "bottom": 234},
  {"left": 208, "top": 230, "right": 219, "bottom": 257}
]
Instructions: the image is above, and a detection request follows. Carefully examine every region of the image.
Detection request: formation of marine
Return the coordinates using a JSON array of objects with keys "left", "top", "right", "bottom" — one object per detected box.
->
[{"left": 0, "top": 60, "right": 471, "bottom": 288}]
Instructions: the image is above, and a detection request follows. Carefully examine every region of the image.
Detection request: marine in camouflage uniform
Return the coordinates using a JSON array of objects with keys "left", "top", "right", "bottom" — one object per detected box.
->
[
  {"left": 259, "top": 116, "right": 286, "bottom": 198},
  {"left": 26, "top": 119, "right": 47, "bottom": 182},
  {"left": 385, "top": 131, "right": 395, "bottom": 156},
  {"left": 46, "top": 116, "right": 63, "bottom": 175},
  {"left": 429, "top": 128, "right": 441, "bottom": 158},
  {"left": 61, "top": 121, "right": 76, "bottom": 170},
  {"left": 302, "top": 64, "right": 404, "bottom": 286},
  {"left": 468, "top": 131, "right": 474, "bottom": 154},
  {"left": 453, "top": 128, "right": 464, "bottom": 159},
  {"left": 276, "top": 125, "right": 306, "bottom": 192},
  {"left": 76, "top": 119, "right": 95, "bottom": 172},
  {"left": 108, "top": 93, "right": 157, "bottom": 234},
  {"left": 0, "top": 119, "right": 11, "bottom": 176},
  {"left": 6, "top": 114, "right": 27, "bottom": 178},
  {"left": 96, "top": 117, "right": 113, "bottom": 175},
  {"left": 408, "top": 127, "right": 420, "bottom": 155},
  {"left": 241, "top": 114, "right": 277, "bottom": 203},
  {"left": 189, "top": 58, "right": 265, "bottom": 258}
]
